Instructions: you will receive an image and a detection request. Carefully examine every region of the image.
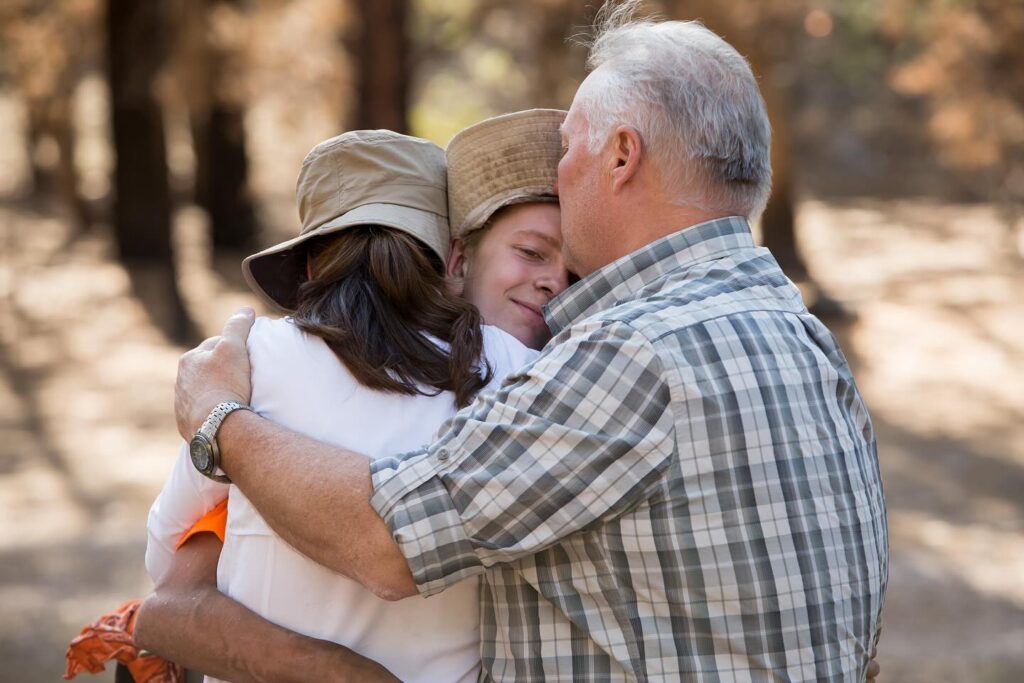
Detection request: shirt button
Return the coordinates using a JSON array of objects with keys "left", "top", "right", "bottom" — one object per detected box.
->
[{"left": 436, "top": 448, "right": 450, "bottom": 462}]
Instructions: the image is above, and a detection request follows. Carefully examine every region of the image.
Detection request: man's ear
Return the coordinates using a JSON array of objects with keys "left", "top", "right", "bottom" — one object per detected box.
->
[{"left": 609, "top": 125, "right": 643, "bottom": 193}]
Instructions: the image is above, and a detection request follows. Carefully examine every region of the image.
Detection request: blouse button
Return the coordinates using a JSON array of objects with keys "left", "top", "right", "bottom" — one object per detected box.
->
[{"left": 437, "top": 448, "right": 450, "bottom": 462}]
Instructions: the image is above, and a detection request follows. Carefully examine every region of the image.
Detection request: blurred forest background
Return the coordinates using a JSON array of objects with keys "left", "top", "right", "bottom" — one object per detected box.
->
[{"left": 0, "top": 0, "right": 1022, "bottom": 681}]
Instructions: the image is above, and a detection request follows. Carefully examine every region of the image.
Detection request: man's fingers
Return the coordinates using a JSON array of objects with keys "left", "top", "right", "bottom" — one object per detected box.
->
[
  {"left": 178, "top": 337, "right": 218, "bottom": 374},
  {"left": 221, "top": 307, "right": 256, "bottom": 345},
  {"left": 196, "top": 336, "right": 220, "bottom": 352}
]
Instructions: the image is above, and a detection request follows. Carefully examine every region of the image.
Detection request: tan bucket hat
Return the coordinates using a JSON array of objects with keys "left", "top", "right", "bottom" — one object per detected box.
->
[
  {"left": 242, "top": 130, "right": 450, "bottom": 313},
  {"left": 446, "top": 108, "right": 566, "bottom": 240}
]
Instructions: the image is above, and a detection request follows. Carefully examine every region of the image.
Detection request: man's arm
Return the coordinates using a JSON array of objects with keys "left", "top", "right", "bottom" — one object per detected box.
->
[
  {"left": 216, "top": 411, "right": 417, "bottom": 600},
  {"left": 134, "top": 533, "right": 399, "bottom": 682},
  {"left": 173, "top": 309, "right": 416, "bottom": 600},
  {"left": 176, "top": 311, "right": 673, "bottom": 600}
]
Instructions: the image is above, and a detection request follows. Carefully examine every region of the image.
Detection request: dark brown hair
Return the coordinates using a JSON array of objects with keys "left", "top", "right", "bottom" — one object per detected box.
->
[{"left": 292, "top": 226, "right": 492, "bottom": 408}]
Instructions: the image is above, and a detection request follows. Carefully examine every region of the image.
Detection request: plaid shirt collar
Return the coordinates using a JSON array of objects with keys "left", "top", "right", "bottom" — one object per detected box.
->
[{"left": 545, "top": 215, "right": 756, "bottom": 336}]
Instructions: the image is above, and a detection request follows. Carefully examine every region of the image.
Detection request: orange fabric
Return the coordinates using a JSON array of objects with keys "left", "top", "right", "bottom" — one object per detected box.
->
[
  {"left": 64, "top": 504, "right": 227, "bottom": 679},
  {"left": 176, "top": 498, "right": 228, "bottom": 549},
  {"left": 64, "top": 599, "right": 183, "bottom": 682}
]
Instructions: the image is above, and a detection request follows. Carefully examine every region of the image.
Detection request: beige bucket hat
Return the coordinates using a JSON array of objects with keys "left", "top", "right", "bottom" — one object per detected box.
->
[
  {"left": 242, "top": 130, "right": 450, "bottom": 313},
  {"left": 446, "top": 108, "right": 566, "bottom": 240}
]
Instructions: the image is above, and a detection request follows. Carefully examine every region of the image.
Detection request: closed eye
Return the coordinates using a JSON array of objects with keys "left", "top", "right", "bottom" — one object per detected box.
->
[{"left": 516, "top": 246, "right": 543, "bottom": 260}]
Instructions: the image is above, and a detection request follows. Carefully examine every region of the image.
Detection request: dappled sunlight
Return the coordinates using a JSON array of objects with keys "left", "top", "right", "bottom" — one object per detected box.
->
[
  {"left": 890, "top": 511, "right": 1024, "bottom": 608},
  {"left": 173, "top": 205, "right": 266, "bottom": 328},
  {"left": 13, "top": 259, "right": 129, "bottom": 323},
  {"left": 854, "top": 303, "right": 1024, "bottom": 450},
  {"left": 800, "top": 199, "right": 1024, "bottom": 454},
  {"left": 799, "top": 199, "right": 1017, "bottom": 296},
  {"left": 797, "top": 197, "right": 1024, "bottom": 678},
  {"left": 1, "top": 0, "right": 1022, "bottom": 677},
  {"left": 4, "top": 190, "right": 1021, "bottom": 680}
]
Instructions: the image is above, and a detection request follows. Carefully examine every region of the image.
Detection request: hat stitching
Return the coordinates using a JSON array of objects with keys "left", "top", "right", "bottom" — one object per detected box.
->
[{"left": 301, "top": 181, "right": 448, "bottom": 214}]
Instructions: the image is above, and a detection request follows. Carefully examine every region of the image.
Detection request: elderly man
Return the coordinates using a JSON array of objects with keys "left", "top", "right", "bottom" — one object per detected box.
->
[{"left": 168, "top": 7, "right": 887, "bottom": 681}]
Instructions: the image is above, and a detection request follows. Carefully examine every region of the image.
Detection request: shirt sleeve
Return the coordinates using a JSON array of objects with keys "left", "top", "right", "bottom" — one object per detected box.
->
[
  {"left": 176, "top": 498, "right": 228, "bottom": 548},
  {"left": 145, "top": 317, "right": 277, "bottom": 583},
  {"left": 145, "top": 442, "right": 229, "bottom": 583},
  {"left": 369, "top": 320, "right": 676, "bottom": 597}
]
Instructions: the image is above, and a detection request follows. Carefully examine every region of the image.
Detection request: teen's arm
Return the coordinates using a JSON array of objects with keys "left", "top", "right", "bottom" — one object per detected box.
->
[{"left": 134, "top": 533, "right": 398, "bottom": 683}]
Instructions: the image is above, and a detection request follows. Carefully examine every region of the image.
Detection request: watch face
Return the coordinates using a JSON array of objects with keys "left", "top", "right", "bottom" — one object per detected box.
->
[{"left": 190, "top": 436, "right": 213, "bottom": 473}]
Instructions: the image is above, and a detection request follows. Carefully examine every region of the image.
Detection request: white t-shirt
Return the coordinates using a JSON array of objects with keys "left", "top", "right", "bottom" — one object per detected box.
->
[{"left": 146, "top": 316, "right": 537, "bottom": 683}]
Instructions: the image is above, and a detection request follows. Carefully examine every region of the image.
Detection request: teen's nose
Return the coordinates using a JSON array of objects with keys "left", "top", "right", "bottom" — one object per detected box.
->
[{"left": 536, "top": 269, "right": 566, "bottom": 299}]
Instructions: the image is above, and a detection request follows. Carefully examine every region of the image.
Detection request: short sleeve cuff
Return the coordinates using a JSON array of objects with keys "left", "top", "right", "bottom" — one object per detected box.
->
[{"left": 370, "top": 448, "right": 484, "bottom": 597}]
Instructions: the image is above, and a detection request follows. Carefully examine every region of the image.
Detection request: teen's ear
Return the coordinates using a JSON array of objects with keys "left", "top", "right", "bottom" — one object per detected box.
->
[
  {"left": 448, "top": 238, "right": 469, "bottom": 278},
  {"left": 609, "top": 125, "right": 643, "bottom": 193},
  {"left": 446, "top": 239, "right": 471, "bottom": 296},
  {"left": 446, "top": 238, "right": 470, "bottom": 296}
]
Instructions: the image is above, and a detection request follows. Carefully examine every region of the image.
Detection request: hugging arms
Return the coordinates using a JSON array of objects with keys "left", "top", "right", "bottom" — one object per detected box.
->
[{"left": 140, "top": 9, "right": 887, "bottom": 681}]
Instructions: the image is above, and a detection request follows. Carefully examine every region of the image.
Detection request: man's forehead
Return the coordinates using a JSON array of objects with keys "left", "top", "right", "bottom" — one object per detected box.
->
[{"left": 560, "top": 107, "right": 582, "bottom": 137}]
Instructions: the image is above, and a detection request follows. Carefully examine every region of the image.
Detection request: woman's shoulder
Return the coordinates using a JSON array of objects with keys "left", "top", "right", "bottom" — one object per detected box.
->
[
  {"left": 247, "top": 315, "right": 311, "bottom": 350},
  {"left": 246, "top": 316, "right": 360, "bottom": 410},
  {"left": 480, "top": 325, "right": 538, "bottom": 382},
  {"left": 246, "top": 316, "right": 335, "bottom": 375}
]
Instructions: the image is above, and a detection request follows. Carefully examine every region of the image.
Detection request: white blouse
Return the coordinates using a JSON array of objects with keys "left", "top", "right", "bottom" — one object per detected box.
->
[{"left": 146, "top": 316, "right": 537, "bottom": 683}]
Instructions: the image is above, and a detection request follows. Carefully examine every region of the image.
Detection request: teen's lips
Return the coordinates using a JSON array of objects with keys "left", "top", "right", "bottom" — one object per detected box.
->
[{"left": 511, "top": 299, "right": 546, "bottom": 325}]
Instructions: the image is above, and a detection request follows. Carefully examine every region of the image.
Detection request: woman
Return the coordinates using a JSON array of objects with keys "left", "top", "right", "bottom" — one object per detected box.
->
[{"left": 140, "top": 111, "right": 569, "bottom": 682}]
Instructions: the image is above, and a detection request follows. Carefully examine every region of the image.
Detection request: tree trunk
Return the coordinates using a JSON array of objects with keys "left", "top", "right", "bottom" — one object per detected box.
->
[
  {"left": 106, "top": 0, "right": 173, "bottom": 261},
  {"left": 106, "top": 0, "right": 199, "bottom": 343},
  {"left": 351, "top": 0, "right": 409, "bottom": 132},
  {"left": 184, "top": 0, "right": 257, "bottom": 251},
  {"left": 757, "top": 64, "right": 808, "bottom": 281},
  {"left": 759, "top": 181, "right": 805, "bottom": 277},
  {"left": 531, "top": 1, "right": 589, "bottom": 109},
  {"left": 193, "top": 98, "right": 257, "bottom": 250},
  {"left": 666, "top": 1, "right": 810, "bottom": 280}
]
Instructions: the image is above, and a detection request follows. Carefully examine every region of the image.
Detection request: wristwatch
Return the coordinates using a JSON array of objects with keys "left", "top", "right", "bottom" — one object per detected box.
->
[{"left": 189, "top": 401, "right": 251, "bottom": 483}]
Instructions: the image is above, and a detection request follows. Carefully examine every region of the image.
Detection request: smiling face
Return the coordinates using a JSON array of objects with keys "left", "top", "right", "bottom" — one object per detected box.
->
[{"left": 449, "top": 202, "right": 569, "bottom": 350}]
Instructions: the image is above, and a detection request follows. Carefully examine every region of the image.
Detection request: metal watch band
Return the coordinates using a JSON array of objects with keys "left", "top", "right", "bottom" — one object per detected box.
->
[
  {"left": 198, "top": 401, "right": 251, "bottom": 442},
  {"left": 196, "top": 401, "right": 251, "bottom": 482}
]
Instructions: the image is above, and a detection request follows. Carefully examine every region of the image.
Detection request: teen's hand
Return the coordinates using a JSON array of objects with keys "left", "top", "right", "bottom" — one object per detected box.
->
[
  {"left": 174, "top": 308, "right": 255, "bottom": 439},
  {"left": 866, "top": 648, "right": 880, "bottom": 681}
]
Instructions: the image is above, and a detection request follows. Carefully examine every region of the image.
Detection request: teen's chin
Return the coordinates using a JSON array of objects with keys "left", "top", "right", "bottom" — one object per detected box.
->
[
  {"left": 521, "top": 322, "right": 552, "bottom": 350},
  {"left": 498, "top": 322, "right": 540, "bottom": 351}
]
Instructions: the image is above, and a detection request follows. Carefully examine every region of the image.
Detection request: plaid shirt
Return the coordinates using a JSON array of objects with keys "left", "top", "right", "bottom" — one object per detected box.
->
[{"left": 370, "top": 217, "right": 888, "bottom": 682}]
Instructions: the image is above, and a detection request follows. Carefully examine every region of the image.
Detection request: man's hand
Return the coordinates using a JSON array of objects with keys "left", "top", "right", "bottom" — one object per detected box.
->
[{"left": 174, "top": 308, "right": 255, "bottom": 439}]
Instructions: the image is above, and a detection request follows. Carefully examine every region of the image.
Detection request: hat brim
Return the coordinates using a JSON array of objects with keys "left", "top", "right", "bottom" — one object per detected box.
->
[{"left": 242, "top": 202, "right": 449, "bottom": 314}]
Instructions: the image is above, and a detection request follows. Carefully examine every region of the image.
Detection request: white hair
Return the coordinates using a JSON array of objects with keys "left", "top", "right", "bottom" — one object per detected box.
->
[{"left": 580, "top": 1, "right": 772, "bottom": 220}]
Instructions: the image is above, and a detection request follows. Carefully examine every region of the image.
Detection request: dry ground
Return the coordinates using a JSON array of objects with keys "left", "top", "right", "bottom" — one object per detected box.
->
[{"left": 1, "top": 193, "right": 1022, "bottom": 681}]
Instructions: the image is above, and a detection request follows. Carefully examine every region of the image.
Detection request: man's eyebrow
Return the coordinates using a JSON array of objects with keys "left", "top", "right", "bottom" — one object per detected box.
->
[{"left": 514, "top": 228, "right": 561, "bottom": 248}]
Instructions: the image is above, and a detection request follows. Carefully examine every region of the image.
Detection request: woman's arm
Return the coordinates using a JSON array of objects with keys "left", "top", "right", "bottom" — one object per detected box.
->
[{"left": 134, "top": 533, "right": 399, "bottom": 683}]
